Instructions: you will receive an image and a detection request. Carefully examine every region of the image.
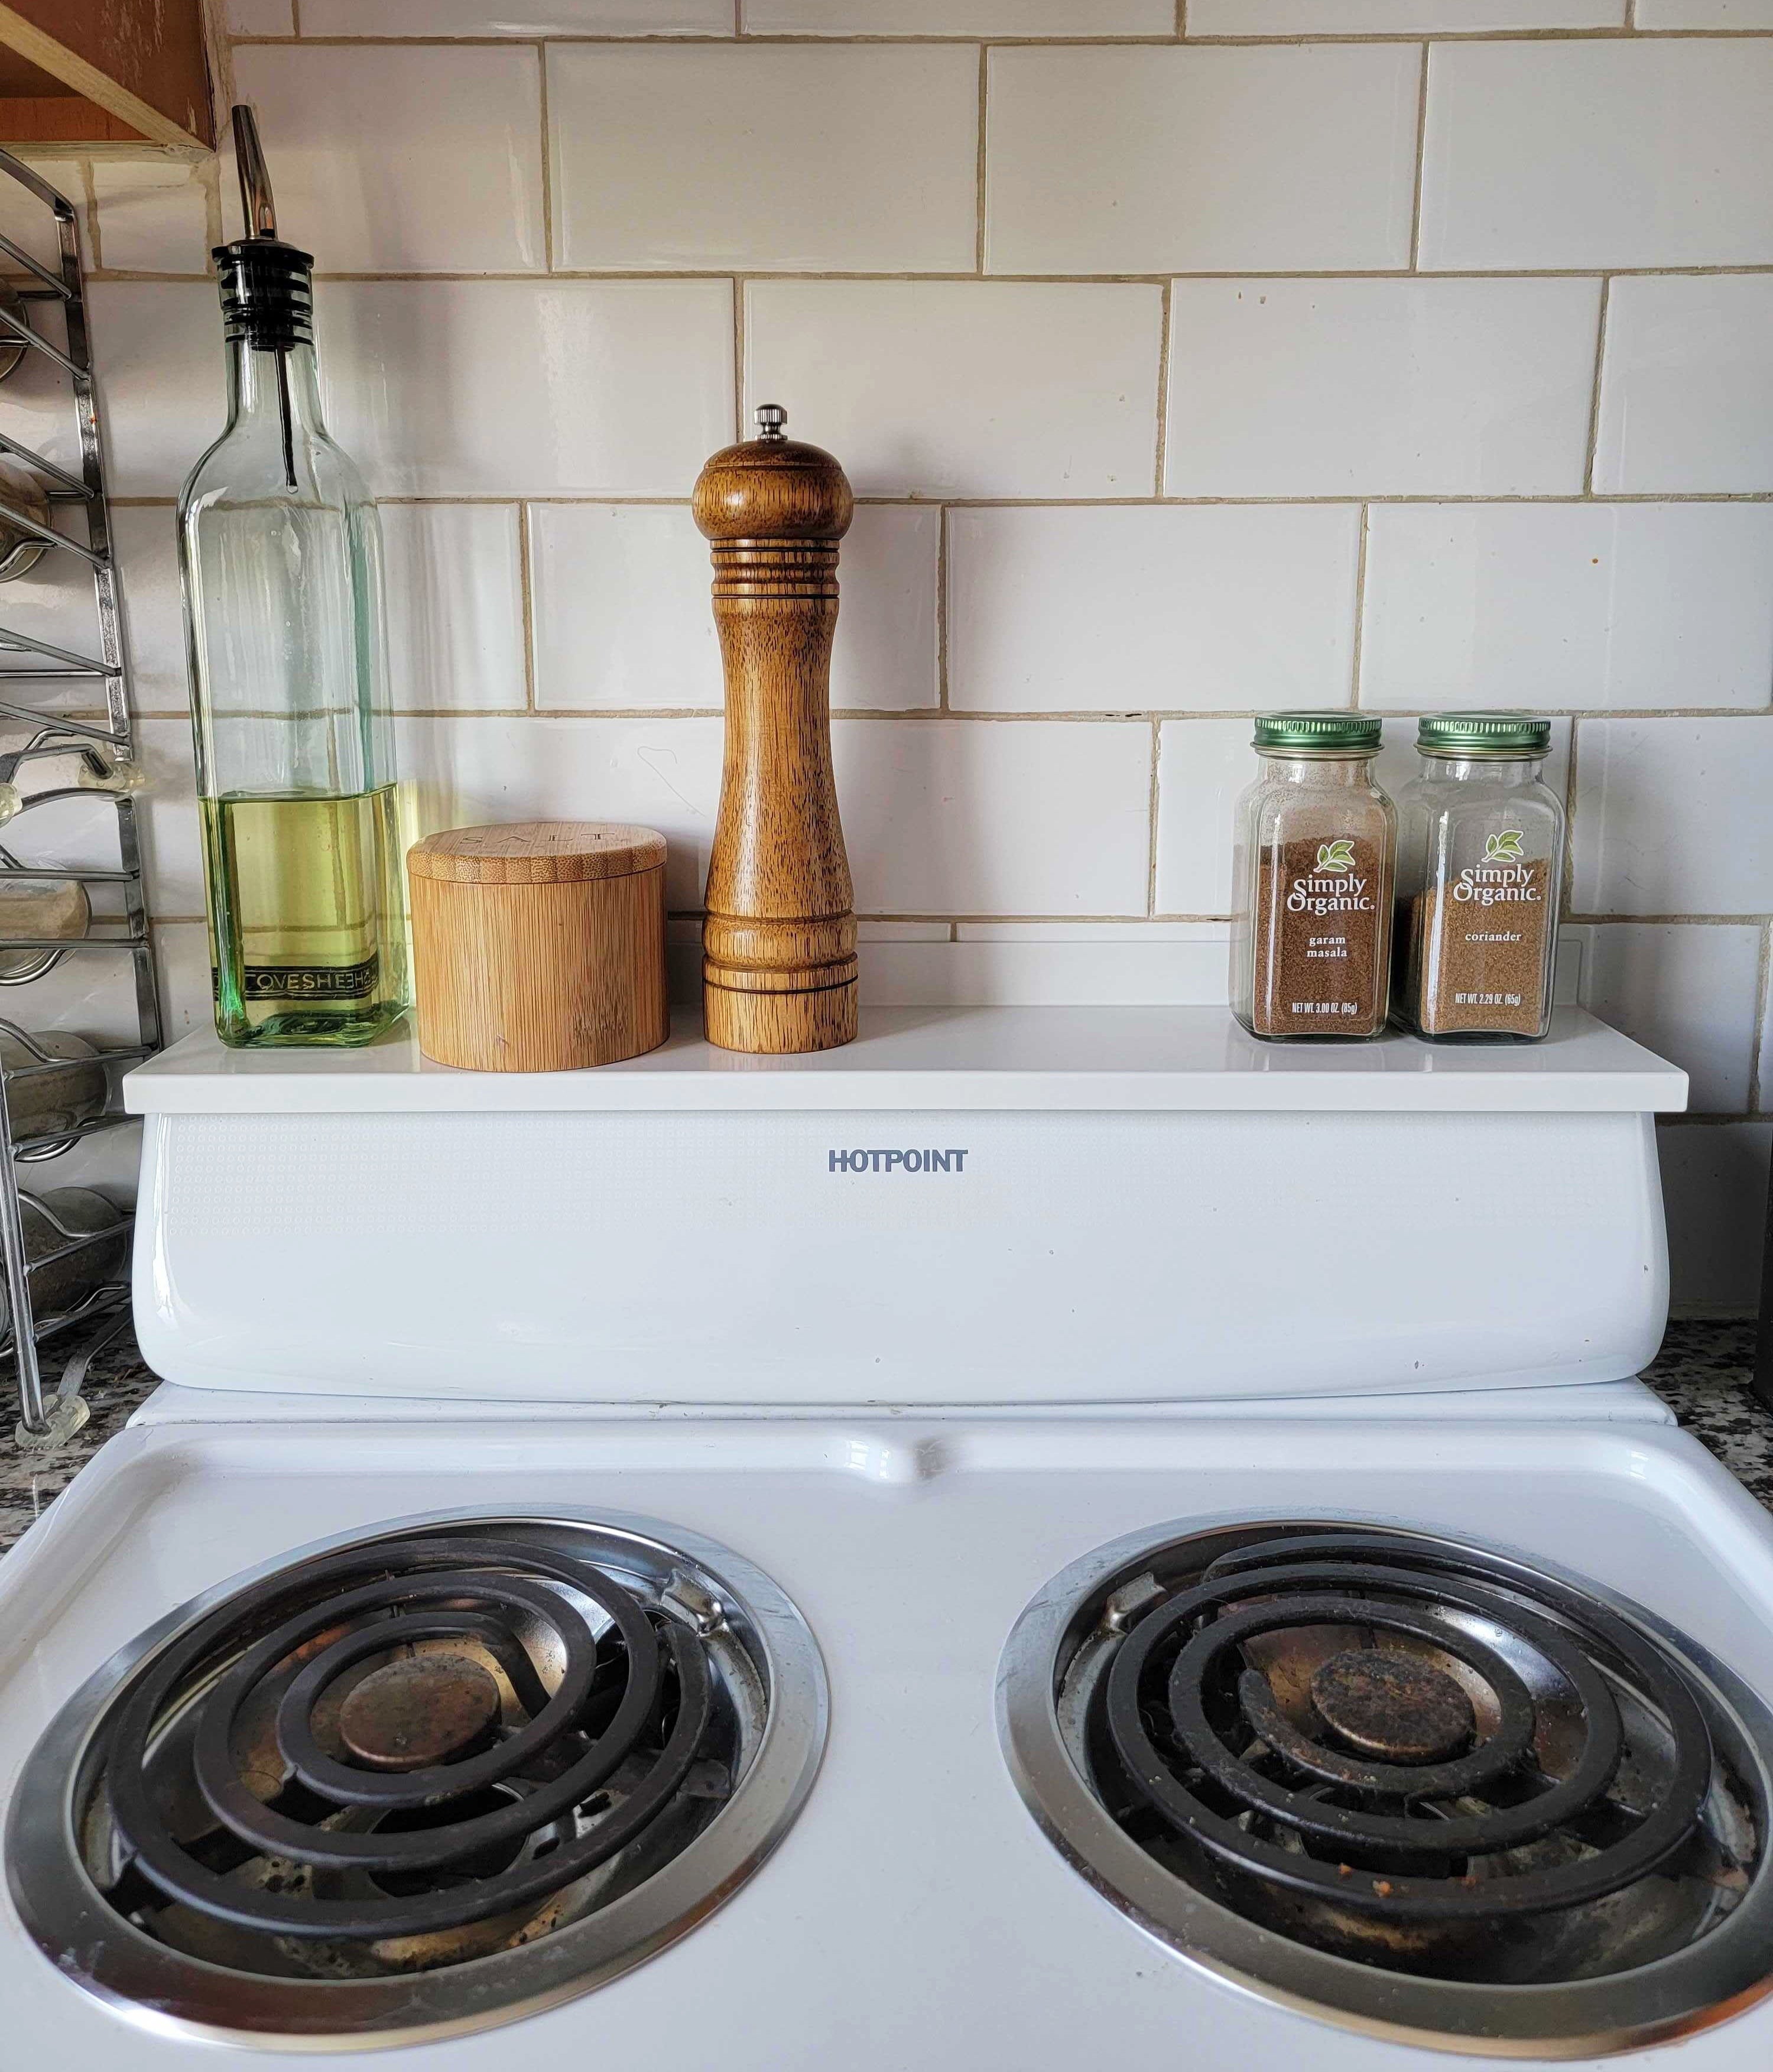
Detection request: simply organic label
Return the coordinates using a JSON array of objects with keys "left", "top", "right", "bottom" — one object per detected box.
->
[
  {"left": 1451, "top": 830, "right": 1544, "bottom": 908},
  {"left": 1284, "top": 839, "right": 1376, "bottom": 917}
]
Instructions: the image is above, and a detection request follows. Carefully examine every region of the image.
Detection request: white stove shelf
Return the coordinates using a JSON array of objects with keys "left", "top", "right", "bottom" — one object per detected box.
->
[{"left": 124, "top": 1005, "right": 1686, "bottom": 1115}]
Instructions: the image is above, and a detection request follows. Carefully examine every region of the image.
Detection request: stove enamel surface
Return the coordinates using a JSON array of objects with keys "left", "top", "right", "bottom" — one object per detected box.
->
[{"left": 6, "top": 1401, "right": 1773, "bottom": 2068}]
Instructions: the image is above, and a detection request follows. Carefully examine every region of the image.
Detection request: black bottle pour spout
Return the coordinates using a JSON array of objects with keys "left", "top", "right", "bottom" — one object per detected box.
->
[{"left": 214, "top": 105, "right": 311, "bottom": 491}]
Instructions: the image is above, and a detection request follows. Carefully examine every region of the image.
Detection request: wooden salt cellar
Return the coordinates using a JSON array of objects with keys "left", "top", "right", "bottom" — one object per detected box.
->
[
  {"left": 693, "top": 404, "right": 858, "bottom": 1054},
  {"left": 407, "top": 822, "right": 668, "bottom": 1072}
]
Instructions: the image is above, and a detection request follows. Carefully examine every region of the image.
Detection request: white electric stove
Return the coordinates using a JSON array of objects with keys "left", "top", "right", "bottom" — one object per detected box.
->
[{"left": 4, "top": 1005, "right": 1772, "bottom": 2068}]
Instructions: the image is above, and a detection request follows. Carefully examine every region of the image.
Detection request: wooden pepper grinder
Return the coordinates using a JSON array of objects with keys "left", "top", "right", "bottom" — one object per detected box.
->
[{"left": 693, "top": 404, "right": 858, "bottom": 1053}]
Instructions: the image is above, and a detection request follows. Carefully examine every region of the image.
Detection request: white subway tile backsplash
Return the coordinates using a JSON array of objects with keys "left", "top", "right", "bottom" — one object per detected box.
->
[
  {"left": 1154, "top": 717, "right": 1250, "bottom": 916},
  {"left": 395, "top": 715, "right": 725, "bottom": 908},
  {"left": 531, "top": 506, "right": 715, "bottom": 711},
  {"left": 1189, "top": 2, "right": 1620, "bottom": 24},
  {"left": 833, "top": 509, "right": 942, "bottom": 713},
  {"left": 986, "top": 46, "right": 1418, "bottom": 275},
  {"left": 153, "top": 923, "right": 217, "bottom": 1043},
  {"left": 833, "top": 719, "right": 1151, "bottom": 915},
  {"left": 1594, "top": 277, "right": 1773, "bottom": 495},
  {"left": 381, "top": 505, "right": 527, "bottom": 714},
  {"left": 1636, "top": 1, "right": 1773, "bottom": 20},
  {"left": 947, "top": 505, "right": 1359, "bottom": 713},
  {"left": 1165, "top": 279, "right": 1600, "bottom": 496},
  {"left": 302, "top": 1, "right": 732, "bottom": 26},
  {"left": 866, "top": 923, "right": 1232, "bottom": 1006},
  {"left": 529, "top": 504, "right": 936, "bottom": 712},
  {"left": 135, "top": 716, "right": 209, "bottom": 916},
  {"left": 745, "top": 282, "right": 1162, "bottom": 499},
  {"left": 1361, "top": 505, "right": 1773, "bottom": 713},
  {"left": 317, "top": 280, "right": 733, "bottom": 496},
  {"left": 1421, "top": 42, "right": 1773, "bottom": 272},
  {"left": 1583, "top": 924, "right": 1763, "bottom": 1111},
  {"left": 229, "top": 47, "right": 544, "bottom": 272},
  {"left": 113, "top": 508, "right": 188, "bottom": 711},
  {"left": 1574, "top": 718, "right": 1773, "bottom": 915},
  {"left": 91, "top": 163, "right": 211, "bottom": 274},
  {"left": 746, "top": 1, "right": 1171, "bottom": 27},
  {"left": 87, "top": 282, "right": 223, "bottom": 498},
  {"left": 1658, "top": 1122, "right": 1771, "bottom": 1313},
  {"left": 551, "top": 46, "right": 977, "bottom": 273},
  {"left": 224, "top": 0, "right": 293, "bottom": 30}
]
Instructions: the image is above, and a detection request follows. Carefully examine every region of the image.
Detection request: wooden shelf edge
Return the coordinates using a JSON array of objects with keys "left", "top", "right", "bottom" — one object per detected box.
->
[{"left": 0, "top": 2, "right": 211, "bottom": 157}]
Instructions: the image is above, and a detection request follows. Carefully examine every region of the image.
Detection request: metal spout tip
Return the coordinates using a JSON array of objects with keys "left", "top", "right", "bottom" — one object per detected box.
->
[{"left": 230, "top": 104, "right": 278, "bottom": 240}]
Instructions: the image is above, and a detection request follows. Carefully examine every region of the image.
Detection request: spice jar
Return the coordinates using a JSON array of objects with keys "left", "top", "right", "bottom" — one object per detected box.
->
[
  {"left": 1393, "top": 713, "right": 1563, "bottom": 1043},
  {"left": 1230, "top": 713, "right": 1395, "bottom": 1041}
]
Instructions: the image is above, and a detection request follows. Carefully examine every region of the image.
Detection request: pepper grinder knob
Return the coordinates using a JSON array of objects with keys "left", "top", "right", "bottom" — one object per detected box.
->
[{"left": 693, "top": 413, "right": 857, "bottom": 1054}]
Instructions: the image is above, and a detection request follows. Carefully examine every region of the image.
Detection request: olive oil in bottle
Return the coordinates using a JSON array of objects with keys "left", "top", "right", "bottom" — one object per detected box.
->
[
  {"left": 201, "top": 785, "right": 407, "bottom": 1045},
  {"left": 177, "top": 108, "right": 410, "bottom": 1048}
]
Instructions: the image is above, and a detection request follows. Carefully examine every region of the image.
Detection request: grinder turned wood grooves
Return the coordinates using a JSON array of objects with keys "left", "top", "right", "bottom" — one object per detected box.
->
[{"left": 693, "top": 404, "right": 858, "bottom": 1054}]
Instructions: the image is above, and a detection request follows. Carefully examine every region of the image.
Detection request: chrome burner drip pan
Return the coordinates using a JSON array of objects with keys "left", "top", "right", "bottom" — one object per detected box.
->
[
  {"left": 7, "top": 1509, "right": 827, "bottom": 2052},
  {"left": 997, "top": 1518, "right": 1773, "bottom": 2059}
]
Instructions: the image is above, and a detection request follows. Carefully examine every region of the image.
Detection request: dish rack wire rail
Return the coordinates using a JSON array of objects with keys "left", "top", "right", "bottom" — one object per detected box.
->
[{"left": 0, "top": 151, "right": 164, "bottom": 1451}]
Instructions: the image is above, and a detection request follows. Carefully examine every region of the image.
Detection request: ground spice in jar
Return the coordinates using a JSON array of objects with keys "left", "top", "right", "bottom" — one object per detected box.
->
[
  {"left": 1407, "top": 854, "right": 1552, "bottom": 1037},
  {"left": 1251, "top": 834, "right": 1388, "bottom": 1037}
]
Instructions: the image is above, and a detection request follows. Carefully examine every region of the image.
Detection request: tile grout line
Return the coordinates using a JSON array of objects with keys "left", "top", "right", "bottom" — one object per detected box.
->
[
  {"left": 1559, "top": 717, "right": 1582, "bottom": 930},
  {"left": 1583, "top": 277, "right": 1611, "bottom": 496},
  {"left": 89, "top": 264, "right": 1773, "bottom": 282},
  {"left": 536, "top": 40, "right": 554, "bottom": 274},
  {"left": 516, "top": 502, "right": 537, "bottom": 714},
  {"left": 975, "top": 46, "right": 988, "bottom": 277},
  {"left": 1348, "top": 505, "right": 1370, "bottom": 709},
  {"left": 1408, "top": 41, "right": 1429, "bottom": 272},
  {"left": 1751, "top": 921, "right": 1771, "bottom": 1115},
  {"left": 1152, "top": 279, "right": 1173, "bottom": 498},
  {"left": 80, "top": 158, "right": 102, "bottom": 272},
  {"left": 1146, "top": 719, "right": 1161, "bottom": 918},
  {"left": 936, "top": 506, "right": 951, "bottom": 712},
  {"left": 226, "top": 30, "right": 1773, "bottom": 46},
  {"left": 731, "top": 277, "right": 745, "bottom": 441}
]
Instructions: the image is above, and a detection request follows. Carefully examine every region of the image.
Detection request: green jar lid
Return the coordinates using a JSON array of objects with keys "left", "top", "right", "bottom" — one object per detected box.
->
[
  {"left": 1417, "top": 712, "right": 1551, "bottom": 756},
  {"left": 1252, "top": 712, "right": 1382, "bottom": 752}
]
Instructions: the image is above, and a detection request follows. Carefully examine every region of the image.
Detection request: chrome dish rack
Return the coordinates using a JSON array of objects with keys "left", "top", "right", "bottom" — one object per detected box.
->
[{"left": 0, "top": 151, "right": 163, "bottom": 1450}]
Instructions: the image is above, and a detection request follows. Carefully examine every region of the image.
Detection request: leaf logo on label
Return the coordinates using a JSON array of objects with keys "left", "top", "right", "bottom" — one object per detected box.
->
[
  {"left": 1314, "top": 840, "right": 1356, "bottom": 872},
  {"left": 1485, "top": 830, "right": 1525, "bottom": 862}
]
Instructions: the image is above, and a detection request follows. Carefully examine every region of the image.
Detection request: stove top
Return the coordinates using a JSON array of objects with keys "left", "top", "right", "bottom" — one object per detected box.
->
[
  {"left": 4, "top": 1512, "right": 825, "bottom": 2050},
  {"left": 8, "top": 1405, "right": 1773, "bottom": 2069},
  {"left": 1000, "top": 1520, "right": 1773, "bottom": 2056}
]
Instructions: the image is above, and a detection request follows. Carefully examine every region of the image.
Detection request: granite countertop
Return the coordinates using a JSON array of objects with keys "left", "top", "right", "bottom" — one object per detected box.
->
[{"left": 1, "top": 1321, "right": 1768, "bottom": 1557}]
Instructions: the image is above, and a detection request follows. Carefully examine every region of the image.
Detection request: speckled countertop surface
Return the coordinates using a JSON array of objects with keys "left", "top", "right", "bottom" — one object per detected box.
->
[{"left": 0, "top": 1320, "right": 1768, "bottom": 1557}]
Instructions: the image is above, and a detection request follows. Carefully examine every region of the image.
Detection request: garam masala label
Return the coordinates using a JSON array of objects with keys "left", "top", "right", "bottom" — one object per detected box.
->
[{"left": 1251, "top": 836, "right": 1387, "bottom": 1038}]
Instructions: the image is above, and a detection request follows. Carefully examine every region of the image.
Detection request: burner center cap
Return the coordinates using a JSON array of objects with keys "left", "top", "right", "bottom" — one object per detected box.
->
[
  {"left": 1308, "top": 1648, "right": 1475, "bottom": 1764},
  {"left": 339, "top": 1654, "right": 500, "bottom": 1771}
]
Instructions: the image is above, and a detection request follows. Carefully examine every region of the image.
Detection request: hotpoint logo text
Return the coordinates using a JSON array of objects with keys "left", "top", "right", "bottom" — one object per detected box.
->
[{"left": 828, "top": 1148, "right": 969, "bottom": 1173}]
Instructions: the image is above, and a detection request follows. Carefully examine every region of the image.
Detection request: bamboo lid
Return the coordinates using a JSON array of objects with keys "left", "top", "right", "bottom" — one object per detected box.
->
[{"left": 408, "top": 822, "right": 666, "bottom": 886}]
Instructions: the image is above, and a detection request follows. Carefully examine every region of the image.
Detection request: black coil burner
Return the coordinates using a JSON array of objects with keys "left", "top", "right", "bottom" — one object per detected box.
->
[
  {"left": 1100, "top": 1530, "right": 1720, "bottom": 1952},
  {"left": 102, "top": 1534, "right": 713, "bottom": 1947},
  {"left": 1001, "top": 1519, "right": 1773, "bottom": 2051},
  {"left": 7, "top": 1511, "right": 827, "bottom": 2045}
]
